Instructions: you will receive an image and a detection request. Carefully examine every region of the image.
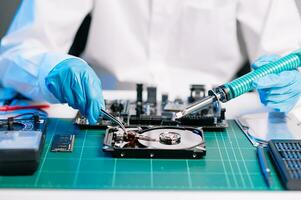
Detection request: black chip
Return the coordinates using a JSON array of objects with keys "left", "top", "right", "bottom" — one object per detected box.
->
[{"left": 51, "top": 134, "right": 75, "bottom": 152}]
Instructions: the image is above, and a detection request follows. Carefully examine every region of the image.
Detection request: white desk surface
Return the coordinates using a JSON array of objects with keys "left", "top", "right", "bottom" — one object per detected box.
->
[{"left": 1, "top": 91, "right": 301, "bottom": 200}]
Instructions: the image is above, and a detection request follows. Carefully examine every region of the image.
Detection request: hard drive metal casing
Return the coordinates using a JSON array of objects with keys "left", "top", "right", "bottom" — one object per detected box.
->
[{"left": 103, "top": 126, "right": 206, "bottom": 159}]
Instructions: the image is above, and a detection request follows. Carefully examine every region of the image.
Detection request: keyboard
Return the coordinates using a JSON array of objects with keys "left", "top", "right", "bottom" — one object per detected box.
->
[{"left": 268, "top": 140, "right": 301, "bottom": 190}]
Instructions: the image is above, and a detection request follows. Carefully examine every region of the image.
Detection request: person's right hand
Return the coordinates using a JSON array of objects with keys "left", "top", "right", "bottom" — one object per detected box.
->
[{"left": 45, "top": 58, "right": 105, "bottom": 124}]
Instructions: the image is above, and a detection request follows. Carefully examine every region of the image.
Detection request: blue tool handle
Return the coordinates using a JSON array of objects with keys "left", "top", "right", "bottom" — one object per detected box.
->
[{"left": 257, "top": 146, "right": 271, "bottom": 187}]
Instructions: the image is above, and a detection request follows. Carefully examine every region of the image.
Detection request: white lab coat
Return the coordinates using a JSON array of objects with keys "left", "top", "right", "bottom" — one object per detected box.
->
[{"left": 0, "top": 0, "right": 301, "bottom": 102}]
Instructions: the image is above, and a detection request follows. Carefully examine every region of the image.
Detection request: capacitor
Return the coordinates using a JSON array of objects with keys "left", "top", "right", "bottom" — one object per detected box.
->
[
  {"left": 136, "top": 84, "right": 143, "bottom": 116},
  {"left": 147, "top": 86, "right": 157, "bottom": 105}
]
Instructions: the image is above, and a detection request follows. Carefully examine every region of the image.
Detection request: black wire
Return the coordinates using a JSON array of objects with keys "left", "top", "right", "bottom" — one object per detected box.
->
[
  {"left": 12, "top": 112, "right": 36, "bottom": 119},
  {"left": 0, "top": 112, "right": 41, "bottom": 127}
]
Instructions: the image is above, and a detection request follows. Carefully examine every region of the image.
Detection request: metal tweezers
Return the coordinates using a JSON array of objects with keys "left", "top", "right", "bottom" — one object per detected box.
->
[
  {"left": 101, "top": 109, "right": 157, "bottom": 142},
  {"left": 101, "top": 108, "right": 127, "bottom": 133}
]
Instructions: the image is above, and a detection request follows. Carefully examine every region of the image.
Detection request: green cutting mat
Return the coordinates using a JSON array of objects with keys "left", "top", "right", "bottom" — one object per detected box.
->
[{"left": 0, "top": 118, "right": 284, "bottom": 190}]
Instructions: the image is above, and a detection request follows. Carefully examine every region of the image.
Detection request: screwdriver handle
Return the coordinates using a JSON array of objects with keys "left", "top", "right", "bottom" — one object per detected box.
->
[{"left": 223, "top": 51, "right": 301, "bottom": 101}]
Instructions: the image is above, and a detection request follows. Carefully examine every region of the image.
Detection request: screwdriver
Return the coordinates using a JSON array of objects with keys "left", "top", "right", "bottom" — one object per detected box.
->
[{"left": 176, "top": 51, "right": 301, "bottom": 119}]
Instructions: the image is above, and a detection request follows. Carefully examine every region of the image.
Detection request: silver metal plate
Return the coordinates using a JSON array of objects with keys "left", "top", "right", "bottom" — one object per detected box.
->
[
  {"left": 236, "top": 112, "right": 301, "bottom": 146},
  {"left": 138, "top": 128, "right": 203, "bottom": 149}
]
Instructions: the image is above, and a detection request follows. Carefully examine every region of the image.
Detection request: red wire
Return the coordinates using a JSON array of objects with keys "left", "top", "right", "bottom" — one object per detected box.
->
[{"left": 0, "top": 104, "right": 50, "bottom": 111}]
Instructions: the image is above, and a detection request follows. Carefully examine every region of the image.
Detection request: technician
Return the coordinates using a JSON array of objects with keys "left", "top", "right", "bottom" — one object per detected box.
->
[{"left": 1, "top": 0, "right": 301, "bottom": 123}]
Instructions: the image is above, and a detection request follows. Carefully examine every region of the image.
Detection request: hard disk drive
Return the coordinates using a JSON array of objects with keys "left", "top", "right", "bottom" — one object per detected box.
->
[{"left": 103, "top": 126, "right": 206, "bottom": 159}]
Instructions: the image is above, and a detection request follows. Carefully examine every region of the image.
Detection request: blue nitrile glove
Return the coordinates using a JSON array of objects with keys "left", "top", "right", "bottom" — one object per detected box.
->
[
  {"left": 45, "top": 58, "right": 105, "bottom": 124},
  {"left": 0, "top": 88, "right": 17, "bottom": 101},
  {"left": 252, "top": 55, "right": 301, "bottom": 112}
]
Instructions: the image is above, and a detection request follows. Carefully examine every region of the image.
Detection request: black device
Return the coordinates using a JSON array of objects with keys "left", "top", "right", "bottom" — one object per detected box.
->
[
  {"left": 268, "top": 140, "right": 301, "bottom": 190},
  {"left": 0, "top": 113, "right": 47, "bottom": 175},
  {"left": 51, "top": 134, "right": 75, "bottom": 152},
  {"left": 0, "top": 114, "right": 47, "bottom": 175},
  {"left": 74, "top": 85, "right": 227, "bottom": 130},
  {"left": 74, "top": 84, "right": 225, "bottom": 159},
  {"left": 103, "top": 126, "right": 206, "bottom": 159}
]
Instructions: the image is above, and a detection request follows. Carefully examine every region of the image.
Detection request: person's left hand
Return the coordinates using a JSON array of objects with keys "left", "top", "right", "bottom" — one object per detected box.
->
[{"left": 252, "top": 55, "right": 301, "bottom": 112}]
